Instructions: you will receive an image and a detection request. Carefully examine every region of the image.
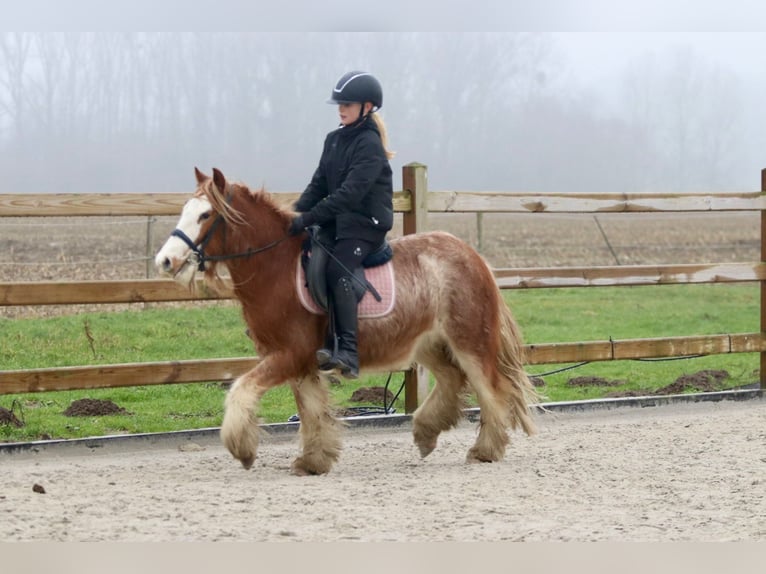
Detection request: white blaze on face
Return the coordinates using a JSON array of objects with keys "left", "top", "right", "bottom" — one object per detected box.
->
[{"left": 154, "top": 196, "right": 213, "bottom": 280}]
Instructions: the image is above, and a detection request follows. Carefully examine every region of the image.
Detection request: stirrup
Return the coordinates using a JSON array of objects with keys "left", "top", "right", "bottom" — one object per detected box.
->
[
  {"left": 319, "top": 363, "right": 339, "bottom": 375},
  {"left": 317, "top": 355, "right": 359, "bottom": 379},
  {"left": 334, "top": 354, "right": 359, "bottom": 380},
  {"left": 340, "top": 365, "right": 359, "bottom": 380}
]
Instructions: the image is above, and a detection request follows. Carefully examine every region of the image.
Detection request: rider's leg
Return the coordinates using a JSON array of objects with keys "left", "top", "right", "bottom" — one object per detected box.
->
[{"left": 319, "top": 238, "right": 375, "bottom": 379}]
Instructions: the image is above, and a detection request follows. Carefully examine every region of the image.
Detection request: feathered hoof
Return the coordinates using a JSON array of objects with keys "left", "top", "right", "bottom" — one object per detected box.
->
[
  {"left": 225, "top": 443, "right": 256, "bottom": 470},
  {"left": 413, "top": 432, "right": 438, "bottom": 459},
  {"left": 290, "top": 456, "right": 331, "bottom": 476},
  {"left": 418, "top": 442, "right": 437, "bottom": 459},
  {"left": 466, "top": 447, "right": 501, "bottom": 464},
  {"left": 220, "top": 425, "right": 259, "bottom": 471},
  {"left": 239, "top": 454, "right": 256, "bottom": 470}
]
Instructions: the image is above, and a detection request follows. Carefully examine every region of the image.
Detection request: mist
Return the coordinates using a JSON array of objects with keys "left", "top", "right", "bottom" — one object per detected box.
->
[{"left": 0, "top": 32, "right": 763, "bottom": 194}]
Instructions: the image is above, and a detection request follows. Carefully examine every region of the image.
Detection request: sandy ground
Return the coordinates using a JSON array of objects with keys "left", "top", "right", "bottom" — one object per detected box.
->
[{"left": 1, "top": 398, "right": 764, "bottom": 542}]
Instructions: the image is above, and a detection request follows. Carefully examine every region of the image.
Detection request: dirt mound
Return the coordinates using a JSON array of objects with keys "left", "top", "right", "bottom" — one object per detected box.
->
[
  {"left": 567, "top": 376, "right": 626, "bottom": 387},
  {"left": 656, "top": 370, "right": 729, "bottom": 395},
  {"left": 604, "top": 389, "right": 653, "bottom": 398},
  {"left": 603, "top": 370, "right": 730, "bottom": 398},
  {"left": 350, "top": 386, "right": 394, "bottom": 405},
  {"left": 63, "top": 398, "right": 129, "bottom": 417},
  {"left": 0, "top": 405, "right": 24, "bottom": 427}
]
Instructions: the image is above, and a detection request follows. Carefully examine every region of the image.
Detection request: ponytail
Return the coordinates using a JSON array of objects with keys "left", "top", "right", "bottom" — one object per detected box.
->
[{"left": 371, "top": 113, "right": 396, "bottom": 160}]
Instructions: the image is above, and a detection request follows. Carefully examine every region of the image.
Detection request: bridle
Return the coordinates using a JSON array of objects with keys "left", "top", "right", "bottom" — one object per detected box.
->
[{"left": 170, "top": 194, "right": 288, "bottom": 272}]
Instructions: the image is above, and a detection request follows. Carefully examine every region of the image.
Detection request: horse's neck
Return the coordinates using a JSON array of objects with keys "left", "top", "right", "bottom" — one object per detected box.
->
[{"left": 225, "top": 226, "right": 297, "bottom": 306}]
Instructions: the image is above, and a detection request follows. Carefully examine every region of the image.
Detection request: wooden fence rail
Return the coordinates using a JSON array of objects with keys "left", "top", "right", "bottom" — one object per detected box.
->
[
  {"left": 2, "top": 333, "right": 765, "bottom": 396},
  {"left": 1, "top": 262, "right": 765, "bottom": 307},
  {"left": 2, "top": 163, "right": 765, "bottom": 409}
]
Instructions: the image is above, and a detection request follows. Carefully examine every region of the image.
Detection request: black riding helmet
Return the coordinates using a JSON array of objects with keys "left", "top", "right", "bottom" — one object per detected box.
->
[{"left": 327, "top": 71, "right": 383, "bottom": 111}]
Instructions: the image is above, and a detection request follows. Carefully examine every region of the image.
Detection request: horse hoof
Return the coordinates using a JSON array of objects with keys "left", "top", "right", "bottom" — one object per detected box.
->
[
  {"left": 418, "top": 446, "right": 434, "bottom": 458},
  {"left": 415, "top": 438, "right": 437, "bottom": 459},
  {"left": 240, "top": 455, "right": 255, "bottom": 470},
  {"left": 290, "top": 462, "right": 312, "bottom": 476},
  {"left": 290, "top": 457, "right": 326, "bottom": 476},
  {"left": 466, "top": 448, "right": 498, "bottom": 464}
]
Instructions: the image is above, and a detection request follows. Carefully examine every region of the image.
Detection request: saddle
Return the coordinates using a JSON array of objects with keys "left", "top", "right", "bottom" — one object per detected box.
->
[{"left": 298, "top": 226, "right": 395, "bottom": 317}]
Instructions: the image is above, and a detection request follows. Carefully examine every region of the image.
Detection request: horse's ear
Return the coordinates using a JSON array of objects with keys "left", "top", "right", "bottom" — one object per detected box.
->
[
  {"left": 212, "top": 168, "right": 226, "bottom": 192},
  {"left": 194, "top": 167, "right": 208, "bottom": 184}
]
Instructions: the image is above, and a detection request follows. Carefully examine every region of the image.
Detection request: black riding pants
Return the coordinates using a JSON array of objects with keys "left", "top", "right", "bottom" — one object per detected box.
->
[{"left": 326, "top": 238, "right": 376, "bottom": 288}]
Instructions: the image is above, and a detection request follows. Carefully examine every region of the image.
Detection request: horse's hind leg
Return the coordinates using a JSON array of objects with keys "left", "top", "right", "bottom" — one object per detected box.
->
[
  {"left": 457, "top": 358, "right": 513, "bottom": 463},
  {"left": 412, "top": 343, "right": 467, "bottom": 458},
  {"left": 289, "top": 374, "right": 342, "bottom": 476}
]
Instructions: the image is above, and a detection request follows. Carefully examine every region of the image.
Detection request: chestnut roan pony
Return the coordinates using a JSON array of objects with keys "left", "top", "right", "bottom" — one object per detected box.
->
[{"left": 156, "top": 168, "right": 537, "bottom": 475}]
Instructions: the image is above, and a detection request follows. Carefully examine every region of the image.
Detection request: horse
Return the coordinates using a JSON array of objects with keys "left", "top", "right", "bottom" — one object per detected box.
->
[{"left": 155, "top": 168, "right": 538, "bottom": 475}]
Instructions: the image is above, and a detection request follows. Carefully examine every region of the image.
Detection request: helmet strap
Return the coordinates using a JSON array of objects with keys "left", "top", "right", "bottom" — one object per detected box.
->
[
  {"left": 342, "top": 103, "right": 370, "bottom": 128},
  {"left": 361, "top": 102, "right": 377, "bottom": 119}
]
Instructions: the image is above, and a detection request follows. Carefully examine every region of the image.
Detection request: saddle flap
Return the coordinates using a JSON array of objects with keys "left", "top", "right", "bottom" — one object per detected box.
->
[
  {"left": 304, "top": 238, "right": 330, "bottom": 312},
  {"left": 297, "top": 254, "right": 396, "bottom": 319},
  {"left": 301, "top": 227, "right": 391, "bottom": 313},
  {"left": 303, "top": 246, "right": 369, "bottom": 312}
]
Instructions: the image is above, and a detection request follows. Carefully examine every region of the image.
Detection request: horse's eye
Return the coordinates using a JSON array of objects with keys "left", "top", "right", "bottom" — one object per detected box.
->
[{"left": 199, "top": 212, "right": 211, "bottom": 222}]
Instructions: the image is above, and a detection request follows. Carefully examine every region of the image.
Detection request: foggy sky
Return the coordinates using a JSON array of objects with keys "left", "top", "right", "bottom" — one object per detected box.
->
[
  {"left": 554, "top": 32, "right": 766, "bottom": 189},
  {"left": 6, "top": 1, "right": 766, "bottom": 33},
  {"left": 1, "top": 31, "right": 765, "bottom": 194}
]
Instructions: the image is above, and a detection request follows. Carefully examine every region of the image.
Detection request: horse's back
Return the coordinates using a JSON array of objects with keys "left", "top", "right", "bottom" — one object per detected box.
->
[
  {"left": 387, "top": 230, "right": 499, "bottom": 315},
  {"left": 390, "top": 231, "right": 494, "bottom": 282},
  {"left": 390, "top": 229, "right": 479, "bottom": 256}
]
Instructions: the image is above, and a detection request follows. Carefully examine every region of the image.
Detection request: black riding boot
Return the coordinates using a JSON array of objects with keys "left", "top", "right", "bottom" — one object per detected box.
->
[
  {"left": 316, "top": 330, "right": 335, "bottom": 369},
  {"left": 325, "top": 276, "right": 360, "bottom": 379}
]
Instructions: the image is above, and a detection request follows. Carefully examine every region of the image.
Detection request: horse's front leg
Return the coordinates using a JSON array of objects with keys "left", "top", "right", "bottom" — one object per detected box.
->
[
  {"left": 221, "top": 353, "right": 294, "bottom": 470},
  {"left": 289, "top": 373, "right": 343, "bottom": 476}
]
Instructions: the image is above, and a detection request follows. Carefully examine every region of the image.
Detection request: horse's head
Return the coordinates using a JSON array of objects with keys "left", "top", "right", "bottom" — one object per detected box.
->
[
  {"left": 155, "top": 167, "right": 292, "bottom": 289},
  {"left": 155, "top": 167, "right": 243, "bottom": 287}
]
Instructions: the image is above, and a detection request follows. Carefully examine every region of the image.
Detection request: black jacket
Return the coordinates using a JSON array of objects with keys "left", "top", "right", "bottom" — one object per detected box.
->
[{"left": 294, "top": 115, "right": 394, "bottom": 243}]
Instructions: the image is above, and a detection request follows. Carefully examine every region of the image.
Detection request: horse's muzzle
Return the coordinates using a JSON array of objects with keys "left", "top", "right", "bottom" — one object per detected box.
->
[
  {"left": 154, "top": 251, "right": 183, "bottom": 278},
  {"left": 158, "top": 256, "right": 174, "bottom": 274}
]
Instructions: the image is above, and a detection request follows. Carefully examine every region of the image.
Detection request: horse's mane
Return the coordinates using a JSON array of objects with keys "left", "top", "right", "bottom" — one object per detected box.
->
[
  {"left": 196, "top": 175, "right": 291, "bottom": 228},
  {"left": 194, "top": 178, "right": 244, "bottom": 227},
  {"left": 193, "top": 171, "right": 294, "bottom": 293}
]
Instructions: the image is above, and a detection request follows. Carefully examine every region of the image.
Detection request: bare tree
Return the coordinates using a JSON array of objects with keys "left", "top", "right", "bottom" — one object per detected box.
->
[
  {"left": 0, "top": 32, "right": 32, "bottom": 143},
  {"left": 0, "top": 33, "right": 749, "bottom": 194},
  {"left": 621, "top": 46, "right": 743, "bottom": 191}
]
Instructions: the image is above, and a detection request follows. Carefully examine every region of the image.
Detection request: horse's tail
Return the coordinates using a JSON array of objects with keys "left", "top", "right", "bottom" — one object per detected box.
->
[{"left": 497, "top": 299, "right": 538, "bottom": 436}]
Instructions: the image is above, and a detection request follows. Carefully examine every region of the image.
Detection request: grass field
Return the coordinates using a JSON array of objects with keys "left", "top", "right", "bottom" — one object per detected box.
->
[
  {"left": 0, "top": 282, "right": 759, "bottom": 441},
  {"left": 0, "top": 209, "right": 762, "bottom": 441}
]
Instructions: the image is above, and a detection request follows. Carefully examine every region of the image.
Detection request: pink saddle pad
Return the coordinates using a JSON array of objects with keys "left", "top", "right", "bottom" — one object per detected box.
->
[{"left": 296, "top": 258, "right": 395, "bottom": 318}]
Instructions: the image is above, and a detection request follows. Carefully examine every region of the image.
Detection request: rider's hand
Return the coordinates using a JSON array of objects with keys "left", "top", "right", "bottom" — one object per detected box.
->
[{"left": 288, "top": 214, "right": 308, "bottom": 236}]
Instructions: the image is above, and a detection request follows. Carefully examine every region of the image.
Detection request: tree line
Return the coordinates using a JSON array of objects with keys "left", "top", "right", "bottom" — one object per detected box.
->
[{"left": 0, "top": 33, "right": 747, "bottom": 194}]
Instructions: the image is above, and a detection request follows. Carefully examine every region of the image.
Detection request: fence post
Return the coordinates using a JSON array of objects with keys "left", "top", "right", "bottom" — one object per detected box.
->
[
  {"left": 402, "top": 162, "right": 428, "bottom": 236},
  {"left": 401, "top": 162, "right": 430, "bottom": 413},
  {"left": 761, "top": 169, "right": 766, "bottom": 391},
  {"left": 145, "top": 216, "right": 155, "bottom": 279},
  {"left": 476, "top": 212, "right": 484, "bottom": 253}
]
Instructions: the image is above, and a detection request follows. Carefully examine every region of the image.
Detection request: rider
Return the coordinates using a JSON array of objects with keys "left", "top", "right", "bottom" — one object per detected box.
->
[{"left": 288, "top": 71, "right": 395, "bottom": 379}]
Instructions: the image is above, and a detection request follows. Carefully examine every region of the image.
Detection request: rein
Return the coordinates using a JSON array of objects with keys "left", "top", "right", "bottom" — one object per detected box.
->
[{"left": 171, "top": 203, "right": 288, "bottom": 272}]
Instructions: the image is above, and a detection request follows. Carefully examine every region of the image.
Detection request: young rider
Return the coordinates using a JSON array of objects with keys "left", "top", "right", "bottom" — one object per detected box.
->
[{"left": 288, "top": 71, "right": 395, "bottom": 379}]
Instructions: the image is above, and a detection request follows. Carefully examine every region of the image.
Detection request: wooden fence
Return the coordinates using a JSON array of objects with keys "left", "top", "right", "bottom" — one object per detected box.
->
[{"left": 2, "top": 163, "right": 766, "bottom": 412}]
